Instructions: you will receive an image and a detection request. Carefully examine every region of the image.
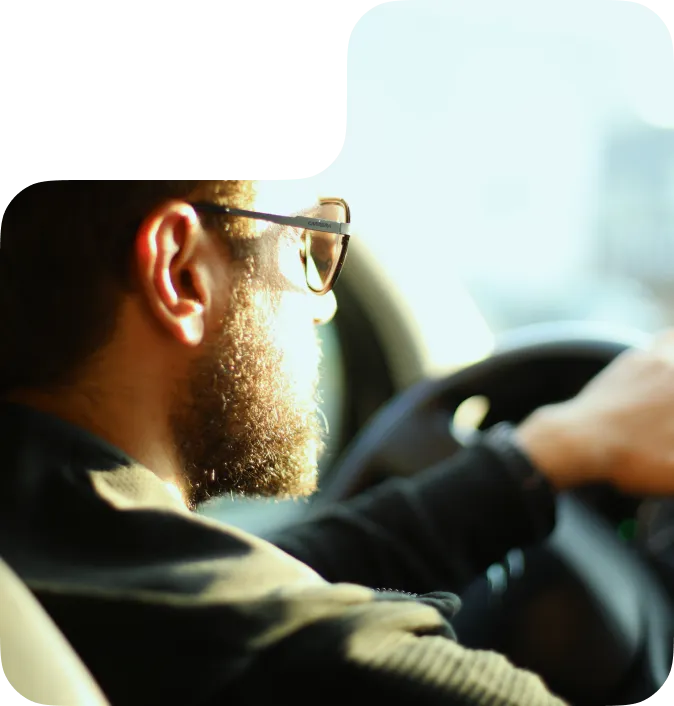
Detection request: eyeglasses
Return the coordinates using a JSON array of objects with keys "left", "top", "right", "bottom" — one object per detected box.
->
[{"left": 190, "top": 197, "right": 351, "bottom": 296}]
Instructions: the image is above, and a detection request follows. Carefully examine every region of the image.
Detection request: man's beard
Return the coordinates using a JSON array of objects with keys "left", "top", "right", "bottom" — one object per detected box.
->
[{"left": 169, "top": 268, "right": 325, "bottom": 510}]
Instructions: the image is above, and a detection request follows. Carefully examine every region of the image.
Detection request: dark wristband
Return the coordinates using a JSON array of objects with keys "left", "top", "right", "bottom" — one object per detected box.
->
[{"left": 475, "top": 422, "right": 557, "bottom": 541}]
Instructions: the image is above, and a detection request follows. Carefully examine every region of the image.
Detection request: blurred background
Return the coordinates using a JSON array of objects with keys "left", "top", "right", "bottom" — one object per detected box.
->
[
  {"left": 260, "top": 0, "right": 674, "bottom": 348},
  {"left": 204, "top": 0, "right": 674, "bottom": 529}
]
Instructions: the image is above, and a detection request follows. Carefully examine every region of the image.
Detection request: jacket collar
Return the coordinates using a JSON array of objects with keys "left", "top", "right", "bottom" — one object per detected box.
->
[{"left": 0, "top": 401, "right": 188, "bottom": 515}]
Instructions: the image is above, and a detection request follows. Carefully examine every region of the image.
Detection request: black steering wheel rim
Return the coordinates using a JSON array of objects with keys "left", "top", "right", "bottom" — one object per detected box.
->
[{"left": 320, "top": 321, "right": 672, "bottom": 705}]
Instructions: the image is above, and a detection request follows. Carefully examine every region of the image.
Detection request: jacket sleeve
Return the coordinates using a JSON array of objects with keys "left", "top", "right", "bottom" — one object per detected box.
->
[
  {"left": 266, "top": 439, "right": 557, "bottom": 596},
  {"left": 225, "top": 584, "right": 568, "bottom": 706}
]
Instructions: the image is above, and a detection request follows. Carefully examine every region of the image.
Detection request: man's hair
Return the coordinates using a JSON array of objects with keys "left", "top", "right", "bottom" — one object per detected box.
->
[{"left": 0, "top": 180, "right": 254, "bottom": 395}]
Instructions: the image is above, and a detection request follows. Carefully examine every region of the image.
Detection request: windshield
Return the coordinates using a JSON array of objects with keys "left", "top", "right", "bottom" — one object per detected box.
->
[{"left": 256, "top": 0, "right": 674, "bottom": 371}]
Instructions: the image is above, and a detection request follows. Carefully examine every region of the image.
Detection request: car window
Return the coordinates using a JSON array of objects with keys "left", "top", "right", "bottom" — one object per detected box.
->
[{"left": 257, "top": 0, "right": 674, "bottom": 371}]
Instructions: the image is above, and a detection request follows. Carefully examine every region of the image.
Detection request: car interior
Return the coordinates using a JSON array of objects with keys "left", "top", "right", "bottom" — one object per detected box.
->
[
  {"left": 2, "top": 239, "right": 673, "bottom": 706},
  {"left": 3, "top": 3, "right": 674, "bottom": 705}
]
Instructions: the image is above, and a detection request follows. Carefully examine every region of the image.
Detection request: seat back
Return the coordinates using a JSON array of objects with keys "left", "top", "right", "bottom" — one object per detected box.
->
[{"left": 0, "top": 556, "right": 109, "bottom": 706}]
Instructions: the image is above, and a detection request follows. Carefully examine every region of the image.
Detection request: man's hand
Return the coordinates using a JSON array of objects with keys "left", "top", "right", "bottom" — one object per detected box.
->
[{"left": 516, "top": 330, "right": 674, "bottom": 495}]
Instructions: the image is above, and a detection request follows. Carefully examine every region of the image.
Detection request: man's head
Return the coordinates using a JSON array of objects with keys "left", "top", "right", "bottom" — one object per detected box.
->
[{"left": 0, "top": 181, "right": 342, "bottom": 509}]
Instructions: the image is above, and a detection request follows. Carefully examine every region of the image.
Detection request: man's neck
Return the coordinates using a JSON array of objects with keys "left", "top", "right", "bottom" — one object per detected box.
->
[{"left": 4, "top": 386, "right": 183, "bottom": 490}]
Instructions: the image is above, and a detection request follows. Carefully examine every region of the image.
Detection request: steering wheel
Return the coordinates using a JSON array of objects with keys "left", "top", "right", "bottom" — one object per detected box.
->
[{"left": 320, "top": 322, "right": 673, "bottom": 706}]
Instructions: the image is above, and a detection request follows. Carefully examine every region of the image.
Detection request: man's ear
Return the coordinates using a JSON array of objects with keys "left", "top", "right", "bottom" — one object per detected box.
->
[{"left": 132, "top": 201, "right": 213, "bottom": 347}]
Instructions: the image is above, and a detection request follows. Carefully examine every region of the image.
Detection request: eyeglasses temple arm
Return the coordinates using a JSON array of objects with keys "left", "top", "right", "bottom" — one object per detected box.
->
[{"left": 192, "top": 202, "right": 350, "bottom": 235}]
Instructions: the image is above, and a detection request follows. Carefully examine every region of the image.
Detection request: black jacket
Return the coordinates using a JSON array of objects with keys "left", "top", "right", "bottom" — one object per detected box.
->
[{"left": 0, "top": 402, "right": 565, "bottom": 705}]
